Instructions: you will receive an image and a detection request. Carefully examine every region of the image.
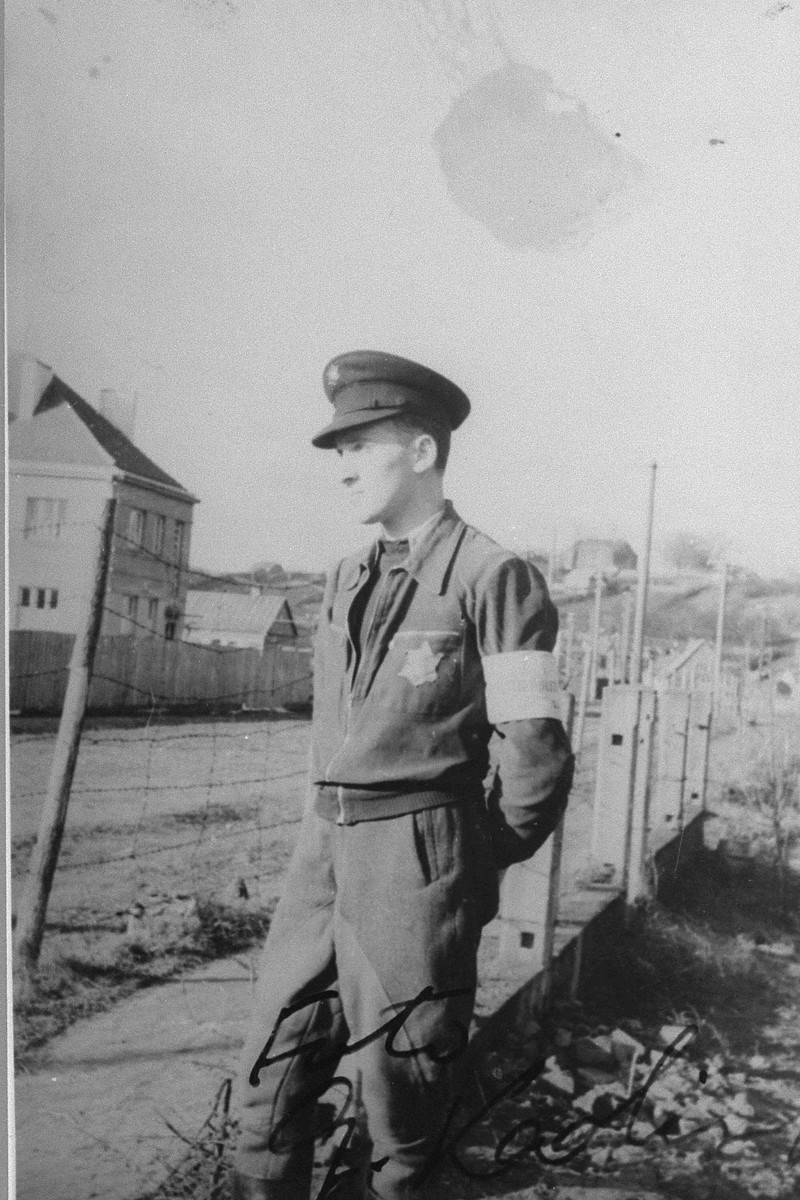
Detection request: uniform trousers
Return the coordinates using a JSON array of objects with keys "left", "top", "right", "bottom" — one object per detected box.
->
[{"left": 233, "top": 796, "right": 498, "bottom": 1199}]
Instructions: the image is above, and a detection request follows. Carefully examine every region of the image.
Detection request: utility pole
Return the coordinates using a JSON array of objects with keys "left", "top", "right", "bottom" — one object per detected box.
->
[
  {"left": 547, "top": 527, "right": 558, "bottom": 590},
  {"left": 630, "top": 461, "right": 658, "bottom": 686},
  {"left": 700, "top": 558, "right": 729, "bottom": 812},
  {"left": 14, "top": 499, "right": 116, "bottom": 998},
  {"left": 712, "top": 560, "right": 728, "bottom": 704},
  {"left": 588, "top": 570, "right": 603, "bottom": 702},
  {"left": 562, "top": 610, "right": 575, "bottom": 686},
  {"left": 573, "top": 634, "right": 594, "bottom": 760},
  {"left": 619, "top": 589, "right": 634, "bottom": 683}
]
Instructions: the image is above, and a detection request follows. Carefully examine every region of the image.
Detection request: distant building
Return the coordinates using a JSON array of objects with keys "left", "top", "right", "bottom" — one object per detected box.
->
[
  {"left": 8, "top": 357, "right": 198, "bottom": 639},
  {"left": 183, "top": 590, "right": 298, "bottom": 652},
  {"left": 571, "top": 538, "right": 637, "bottom": 574},
  {"left": 558, "top": 538, "right": 638, "bottom": 594},
  {"left": 652, "top": 638, "right": 715, "bottom": 691}
]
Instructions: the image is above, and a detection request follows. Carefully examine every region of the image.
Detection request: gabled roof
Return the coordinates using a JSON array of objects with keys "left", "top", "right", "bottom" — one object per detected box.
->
[
  {"left": 35, "top": 375, "right": 195, "bottom": 499},
  {"left": 658, "top": 638, "right": 711, "bottom": 677},
  {"left": 9, "top": 403, "right": 114, "bottom": 472},
  {"left": 184, "top": 591, "right": 296, "bottom": 638}
]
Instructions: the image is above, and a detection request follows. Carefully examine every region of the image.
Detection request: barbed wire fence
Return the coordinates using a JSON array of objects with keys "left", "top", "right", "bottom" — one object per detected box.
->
[
  {"left": 10, "top": 507, "right": 323, "bottom": 991},
  {"left": 9, "top": 512, "right": 780, "bottom": 988}
]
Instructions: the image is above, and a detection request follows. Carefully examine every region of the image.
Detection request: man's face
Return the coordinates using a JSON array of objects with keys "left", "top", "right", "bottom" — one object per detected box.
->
[{"left": 333, "top": 420, "right": 419, "bottom": 527}]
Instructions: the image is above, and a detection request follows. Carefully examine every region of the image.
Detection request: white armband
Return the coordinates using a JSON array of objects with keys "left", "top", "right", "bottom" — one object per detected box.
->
[{"left": 482, "top": 650, "right": 562, "bottom": 723}]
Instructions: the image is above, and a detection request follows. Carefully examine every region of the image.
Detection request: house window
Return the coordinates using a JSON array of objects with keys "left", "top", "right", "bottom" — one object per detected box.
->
[
  {"left": 148, "top": 598, "right": 159, "bottom": 626},
  {"left": 153, "top": 515, "right": 166, "bottom": 558},
  {"left": 49, "top": 589, "right": 59, "bottom": 609},
  {"left": 128, "top": 508, "right": 146, "bottom": 548},
  {"left": 172, "top": 520, "right": 185, "bottom": 564},
  {"left": 164, "top": 605, "right": 178, "bottom": 641},
  {"left": 125, "top": 595, "right": 139, "bottom": 633},
  {"left": 36, "top": 588, "right": 46, "bottom": 609},
  {"left": 24, "top": 497, "right": 68, "bottom": 538},
  {"left": 19, "top": 587, "right": 31, "bottom": 607}
]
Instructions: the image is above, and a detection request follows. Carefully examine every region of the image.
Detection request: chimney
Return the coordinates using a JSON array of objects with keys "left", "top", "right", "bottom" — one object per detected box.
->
[
  {"left": 99, "top": 388, "right": 137, "bottom": 439},
  {"left": 9, "top": 355, "right": 54, "bottom": 422}
]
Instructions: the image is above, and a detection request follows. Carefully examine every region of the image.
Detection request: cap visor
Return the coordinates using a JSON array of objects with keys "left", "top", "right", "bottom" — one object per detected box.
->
[{"left": 310, "top": 407, "right": 405, "bottom": 449}]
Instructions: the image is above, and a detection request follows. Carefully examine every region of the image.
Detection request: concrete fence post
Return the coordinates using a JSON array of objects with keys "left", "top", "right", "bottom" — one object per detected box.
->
[
  {"left": 625, "top": 688, "right": 657, "bottom": 903},
  {"left": 589, "top": 684, "right": 642, "bottom": 889},
  {"left": 650, "top": 690, "right": 691, "bottom": 845},
  {"left": 496, "top": 692, "right": 575, "bottom": 976},
  {"left": 685, "top": 688, "right": 712, "bottom": 816}
]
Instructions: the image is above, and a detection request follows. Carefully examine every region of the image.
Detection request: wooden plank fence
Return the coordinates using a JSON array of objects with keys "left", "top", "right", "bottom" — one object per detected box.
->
[{"left": 9, "top": 631, "right": 314, "bottom": 714}]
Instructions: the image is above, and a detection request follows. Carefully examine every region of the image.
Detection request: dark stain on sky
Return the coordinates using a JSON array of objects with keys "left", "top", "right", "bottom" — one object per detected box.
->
[
  {"left": 38, "top": 7, "right": 58, "bottom": 25},
  {"left": 434, "top": 63, "right": 650, "bottom": 252}
]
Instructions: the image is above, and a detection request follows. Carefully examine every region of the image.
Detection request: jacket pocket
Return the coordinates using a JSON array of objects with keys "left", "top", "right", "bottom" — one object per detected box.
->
[{"left": 382, "top": 628, "right": 463, "bottom": 716}]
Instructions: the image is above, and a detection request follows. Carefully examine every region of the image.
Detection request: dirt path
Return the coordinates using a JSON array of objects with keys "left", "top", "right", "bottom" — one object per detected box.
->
[{"left": 15, "top": 890, "right": 800, "bottom": 1200}]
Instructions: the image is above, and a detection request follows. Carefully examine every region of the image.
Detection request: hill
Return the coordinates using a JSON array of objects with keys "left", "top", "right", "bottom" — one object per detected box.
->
[{"left": 554, "top": 571, "right": 800, "bottom": 663}]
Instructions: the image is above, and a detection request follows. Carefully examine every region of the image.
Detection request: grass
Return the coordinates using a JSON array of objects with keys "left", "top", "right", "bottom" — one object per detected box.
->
[{"left": 576, "top": 848, "right": 800, "bottom": 1055}]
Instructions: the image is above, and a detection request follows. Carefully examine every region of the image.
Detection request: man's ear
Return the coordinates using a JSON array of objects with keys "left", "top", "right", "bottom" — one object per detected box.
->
[{"left": 411, "top": 433, "right": 438, "bottom": 474}]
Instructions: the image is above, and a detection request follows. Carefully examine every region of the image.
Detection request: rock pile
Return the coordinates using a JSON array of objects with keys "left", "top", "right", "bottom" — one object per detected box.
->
[{"left": 483, "top": 1009, "right": 800, "bottom": 1199}]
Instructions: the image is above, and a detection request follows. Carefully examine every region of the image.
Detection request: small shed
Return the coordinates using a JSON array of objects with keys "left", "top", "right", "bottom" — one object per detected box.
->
[
  {"left": 654, "top": 638, "right": 715, "bottom": 692},
  {"left": 183, "top": 591, "right": 298, "bottom": 653}
]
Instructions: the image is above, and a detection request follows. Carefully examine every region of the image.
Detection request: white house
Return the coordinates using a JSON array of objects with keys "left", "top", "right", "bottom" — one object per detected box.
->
[{"left": 8, "top": 356, "right": 198, "bottom": 638}]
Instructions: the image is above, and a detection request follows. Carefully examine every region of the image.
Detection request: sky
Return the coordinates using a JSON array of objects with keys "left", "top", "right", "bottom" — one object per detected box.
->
[{"left": 7, "top": 0, "right": 800, "bottom": 578}]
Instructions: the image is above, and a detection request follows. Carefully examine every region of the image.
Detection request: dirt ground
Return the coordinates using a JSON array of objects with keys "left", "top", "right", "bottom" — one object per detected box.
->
[{"left": 10, "top": 714, "right": 311, "bottom": 910}]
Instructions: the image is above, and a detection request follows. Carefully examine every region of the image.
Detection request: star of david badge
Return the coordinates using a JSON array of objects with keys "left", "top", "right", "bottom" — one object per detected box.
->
[{"left": 398, "top": 641, "right": 444, "bottom": 687}]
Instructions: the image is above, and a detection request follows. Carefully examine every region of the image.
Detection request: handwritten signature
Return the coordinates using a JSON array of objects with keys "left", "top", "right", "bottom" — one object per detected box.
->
[{"left": 249, "top": 988, "right": 793, "bottom": 1198}]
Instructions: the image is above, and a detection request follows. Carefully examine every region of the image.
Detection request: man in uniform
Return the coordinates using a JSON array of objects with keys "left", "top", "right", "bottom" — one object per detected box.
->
[{"left": 233, "top": 351, "right": 574, "bottom": 1199}]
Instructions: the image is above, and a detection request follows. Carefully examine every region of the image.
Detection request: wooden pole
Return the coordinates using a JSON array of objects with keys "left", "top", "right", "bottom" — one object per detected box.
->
[
  {"left": 563, "top": 610, "right": 575, "bottom": 687},
  {"left": 13, "top": 499, "right": 116, "bottom": 995},
  {"left": 573, "top": 638, "right": 594, "bottom": 760},
  {"left": 588, "top": 571, "right": 603, "bottom": 702},
  {"left": 630, "top": 461, "right": 658, "bottom": 686},
  {"left": 699, "top": 559, "right": 728, "bottom": 816}
]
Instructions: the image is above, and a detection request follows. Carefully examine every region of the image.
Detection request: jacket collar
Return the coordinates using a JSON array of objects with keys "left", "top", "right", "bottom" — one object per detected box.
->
[
  {"left": 403, "top": 500, "right": 466, "bottom": 595},
  {"left": 339, "top": 500, "right": 466, "bottom": 596}
]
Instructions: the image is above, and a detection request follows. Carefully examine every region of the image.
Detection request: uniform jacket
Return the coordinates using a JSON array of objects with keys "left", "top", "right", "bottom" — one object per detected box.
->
[{"left": 311, "top": 500, "right": 574, "bottom": 867}]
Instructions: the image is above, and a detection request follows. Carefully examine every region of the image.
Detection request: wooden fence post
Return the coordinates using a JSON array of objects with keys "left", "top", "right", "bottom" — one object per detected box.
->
[{"left": 13, "top": 499, "right": 116, "bottom": 997}]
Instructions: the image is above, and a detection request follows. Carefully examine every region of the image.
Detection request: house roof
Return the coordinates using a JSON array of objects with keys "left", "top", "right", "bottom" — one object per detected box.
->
[
  {"left": 9, "top": 403, "right": 115, "bottom": 472},
  {"left": 658, "top": 638, "right": 710, "bottom": 677},
  {"left": 184, "top": 591, "right": 295, "bottom": 638},
  {"left": 35, "top": 375, "right": 196, "bottom": 499}
]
